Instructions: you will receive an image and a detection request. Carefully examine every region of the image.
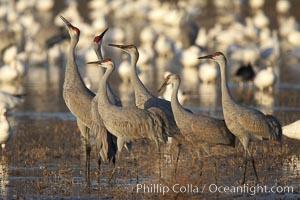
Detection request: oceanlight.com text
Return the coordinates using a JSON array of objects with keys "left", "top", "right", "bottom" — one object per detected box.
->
[{"left": 136, "top": 183, "right": 294, "bottom": 196}]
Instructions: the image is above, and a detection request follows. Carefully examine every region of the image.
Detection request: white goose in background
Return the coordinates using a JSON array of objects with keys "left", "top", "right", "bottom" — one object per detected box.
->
[
  {"left": 138, "top": 27, "right": 157, "bottom": 67},
  {"left": 249, "top": 0, "right": 265, "bottom": 11},
  {"left": 108, "top": 27, "right": 125, "bottom": 44},
  {"left": 276, "top": 0, "right": 291, "bottom": 15},
  {"left": 254, "top": 90, "right": 275, "bottom": 115},
  {"left": 195, "top": 28, "right": 208, "bottom": 48},
  {"left": 0, "top": 82, "right": 25, "bottom": 95},
  {"left": 282, "top": 120, "right": 300, "bottom": 140},
  {"left": 180, "top": 45, "right": 201, "bottom": 69},
  {"left": 0, "top": 91, "right": 24, "bottom": 109},
  {"left": 2, "top": 46, "right": 18, "bottom": 64},
  {"left": 198, "top": 60, "right": 218, "bottom": 84},
  {"left": 118, "top": 54, "right": 131, "bottom": 83},
  {"left": 154, "top": 34, "right": 175, "bottom": 58},
  {"left": 139, "top": 26, "right": 157, "bottom": 48},
  {"left": 35, "top": 0, "right": 54, "bottom": 12},
  {"left": 0, "top": 105, "right": 13, "bottom": 157},
  {"left": 254, "top": 64, "right": 276, "bottom": 92},
  {"left": 0, "top": 59, "right": 26, "bottom": 82},
  {"left": 252, "top": 10, "right": 269, "bottom": 30}
]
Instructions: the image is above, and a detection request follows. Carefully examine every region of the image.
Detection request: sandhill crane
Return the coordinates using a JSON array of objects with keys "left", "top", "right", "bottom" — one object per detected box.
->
[
  {"left": 158, "top": 73, "right": 235, "bottom": 151},
  {"left": 158, "top": 74, "right": 235, "bottom": 173},
  {"left": 60, "top": 15, "right": 96, "bottom": 180},
  {"left": 89, "top": 29, "right": 120, "bottom": 177},
  {"left": 160, "top": 71, "right": 186, "bottom": 104},
  {"left": 198, "top": 52, "right": 282, "bottom": 184},
  {"left": 88, "top": 59, "right": 169, "bottom": 178},
  {"left": 0, "top": 105, "right": 13, "bottom": 158},
  {"left": 108, "top": 44, "right": 178, "bottom": 135}
]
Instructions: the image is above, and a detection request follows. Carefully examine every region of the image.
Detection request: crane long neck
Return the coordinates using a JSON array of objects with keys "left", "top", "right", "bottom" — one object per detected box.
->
[
  {"left": 94, "top": 44, "right": 104, "bottom": 78},
  {"left": 171, "top": 80, "right": 186, "bottom": 116},
  {"left": 130, "top": 52, "right": 153, "bottom": 100},
  {"left": 99, "top": 66, "right": 112, "bottom": 106},
  {"left": 65, "top": 36, "right": 86, "bottom": 89},
  {"left": 95, "top": 47, "right": 117, "bottom": 103},
  {"left": 218, "top": 59, "right": 234, "bottom": 105}
]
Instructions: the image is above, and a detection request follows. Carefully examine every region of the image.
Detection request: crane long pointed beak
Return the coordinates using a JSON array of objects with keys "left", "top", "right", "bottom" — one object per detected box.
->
[
  {"left": 158, "top": 81, "right": 168, "bottom": 94},
  {"left": 60, "top": 15, "right": 72, "bottom": 27},
  {"left": 94, "top": 28, "right": 109, "bottom": 43},
  {"left": 99, "top": 28, "right": 109, "bottom": 39},
  {"left": 198, "top": 54, "right": 213, "bottom": 60},
  {"left": 86, "top": 61, "right": 102, "bottom": 65},
  {"left": 108, "top": 43, "right": 127, "bottom": 49}
]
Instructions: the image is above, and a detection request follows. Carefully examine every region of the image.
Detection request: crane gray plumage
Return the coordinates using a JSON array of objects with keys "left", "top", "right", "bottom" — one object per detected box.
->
[
  {"left": 88, "top": 59, "right": 168, "bottom": 152},
  {"left": 158, "top": 74, "right": 235, "bottom": 154},
  {"left": 108, "top": 44, "right": 178, "bottom": 135},
  {"left": 60, "top": 16, "right": 96, "bottom": 179},
  {"left": 89, "top": 29, "right": 119, "bottom": 167},
  {"left": 198, "top": 52, "right": 282, "bottom": 184}
]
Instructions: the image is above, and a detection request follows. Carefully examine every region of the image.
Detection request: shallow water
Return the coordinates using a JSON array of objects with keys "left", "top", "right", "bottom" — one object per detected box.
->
[{"left": 2, "top": 61, "right": 300, "bottom": 199}]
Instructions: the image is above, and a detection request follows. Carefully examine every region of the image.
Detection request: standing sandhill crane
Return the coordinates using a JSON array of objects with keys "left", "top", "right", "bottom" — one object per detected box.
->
[
  {"left": 198, "top": 52, "right": 282, "bottom": 184},
  {"left": 158, "top": 74, "right": 235, "bottom": 152},
  {"left": 108, "top": 44, "right": 178, "bottom": 134},
  {"left": 88, "top": 59, "right": 169, "bottom": 178},
  {"left": 60, "top": 15, "right": 96, "bottom": 180},
  {"left": 158, "top": 74, "right": 235, "bottom": 173},
  {"left": 0, "top": 105, "right": 13, "bottom": 158},
  {"left": 90, "top": 29, "right": 120, "bottom": 176}
]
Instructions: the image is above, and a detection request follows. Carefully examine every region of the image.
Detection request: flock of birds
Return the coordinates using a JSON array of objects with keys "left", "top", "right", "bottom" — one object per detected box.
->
[
  {"left": 57, "top": 14, "right": 284, "bottom": 184},
  {"left": 0, "top": 0, "right": 300, "bottom": 186}
]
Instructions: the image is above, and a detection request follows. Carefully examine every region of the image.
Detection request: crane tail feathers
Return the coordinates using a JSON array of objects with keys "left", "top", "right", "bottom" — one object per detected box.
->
[{"left": 265, "top": 115, "right": 282, "bottom": 143}]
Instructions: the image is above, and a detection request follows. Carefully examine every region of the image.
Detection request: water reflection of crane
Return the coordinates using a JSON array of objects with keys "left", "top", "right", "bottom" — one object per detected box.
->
[
  {"left": 0, "top": 106, "right": 13, "bottom": 158},
  {"left": 0, "top": 160, "right": 9, "bottom": 199}
]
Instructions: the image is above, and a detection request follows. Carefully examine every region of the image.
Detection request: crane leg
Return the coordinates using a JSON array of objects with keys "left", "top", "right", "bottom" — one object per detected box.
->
[
  {"left": 77, "top": 121, "right": 91, "bottom": 182},
  {"left": 157, "top": 142, "right": 162, "bottom": 179},
  {"left": 109, "top": 151, "right": 120, "bottom": 184},
  {"left": 248, "top": 149, "right": 258, "bottom": 182},
  {"left": 174, "top": 144, "right": 181, "bottom": 176},
  {"left": 97, "top": 157, "right": 101, "bottom": 183},
  {"left": 85, "top": 138, "right": 91, "bottom": 182},
  {"left": 213, "top": 159, "right": 218, "bottom": 183},
  {"left": 242, "top": 150, "right": 248, "bottom": 184}
]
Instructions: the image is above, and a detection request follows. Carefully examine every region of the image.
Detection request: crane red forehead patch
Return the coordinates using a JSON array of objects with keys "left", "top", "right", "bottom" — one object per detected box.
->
[
  {"left": 214, "top": 52, "right": 223, "bottom": 56},
  {"left": 94, "top": 35, "right": 101, "bottom": 43},
  {"left": 103, "top": 58, "right": 112, "bottom": 62},
  {"left": 70, "top": 26, "right": 80, "bottom": 34}
]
